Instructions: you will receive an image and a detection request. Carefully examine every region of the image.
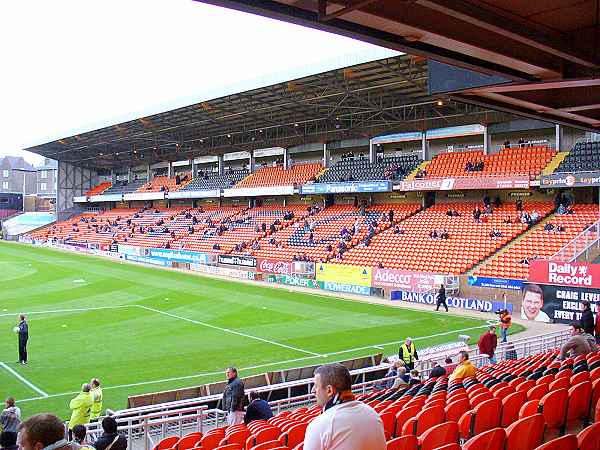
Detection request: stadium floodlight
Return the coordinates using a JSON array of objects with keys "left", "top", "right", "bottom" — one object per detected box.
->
[
  {"left": 13, "top": 167, "right": 37, "bottom": 212},
  {"left": 437, "top": 99, "right": 444, "bottom": 106}
]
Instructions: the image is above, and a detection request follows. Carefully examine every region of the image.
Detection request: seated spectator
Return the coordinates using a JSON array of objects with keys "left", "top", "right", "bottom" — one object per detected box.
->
[
  {"left": 544, "top": 223, "right": 555, "bottom": 232},
  {"left": 429, "top": 362, "right": 446, "bottom": 379},
  {"left": 377, "top": 261, "right": 384, "bottom": 269},
  {"left": 212, "top": 243, "right": 220, "bottom": 250},
  {"left": 489, "top": 229, "right": 502, "bottom": 238},
  {"left": 444, "top": 357, "right": 457, "bottom": 375},
  {"left": 465, "top": 161, "right": 473, "bottom": 172},
  {"left": 0, "top": 397, "right": 21, "bottom": 433},
  {"left": 303, "top": 364, "right": 386, "bottom": 450},
  {"left": 503, "top": 216, "right": 512, "bottom": 224},
  {"left": 18, "top": 414, "right": 74, "bottom": 450},
  {"left": 449, "top": 351, "right": 477, "bottom": 381},
  {"left": 559, "top": 322, "right": 597, "bottom": 359},
  {"left": 393, "top": 226, "right": 404, "bottom": 235},
  {"left": 408, "top": 369, "right": 421, "bottom": 386},
  {"left": 93, "top": 417, "right": 127, "bottom": 450},
  {"left": 493, "top": 195, "right": 502, "bottom": 208},
  {"left": 429, "top": 230, "right": 438, "bottom": 239},
  {"left": 244, "top": 391, "right": 273, "bottom": 424},
  {"left": 326, "top": 244, "right": 333, "bottom": 253},
  {"left": 0, "top": 431, "right": 18, "bottom": 450},
  {"left": 556, "top": 225, "right": 565, "bottom": 232},
  {"left": 392, "top": 366, "right": 409, "bottom": 389},
  {"left": 70, "top": 425, "right": 91, "bottom": 450},
  {"left": 440, "top": 230, "right": 449, "bottom": 240},
  {"left": 473, "top": 207, "right": 482, "bottom": 222}
]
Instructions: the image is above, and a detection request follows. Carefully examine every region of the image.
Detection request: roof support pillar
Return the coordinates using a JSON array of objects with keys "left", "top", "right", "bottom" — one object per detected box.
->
[
  {"left": 168, "top": 162, "right": 173, "bottom": 178},
  {"left": 127, "top": 168, "right": 132, "bottom": 183},
  {"left": 421, "top": 132, "right": 428, "bottom": 160},
  {"left": 555, "top": 124, "right": 563, "bottom": 151},
  {"left": 218, "top": 155, "right": 224, "bottom": 176},
  {"left": 323, "top": 143, "right": 329, "bottom": 168},
  {"left": 111, "top": 170, "right": 116, "bottom": 185},
  {"left": 483, "top": 125, "right": 491, "bottom": 155},
  {"left": 191, "top": 159, "right": 197, "bottom": 178},
  {"left": 369, "top": 139, "right": 376, "bottom": 163},
  {"left": 283, "top": 147, "right": 289, "bottom": 170},
  {"left": 249, "top": 154, "right": 255, "bottom": 173},
  {"left": 146, "top": 165, "right": 151, "bottom": 182}
]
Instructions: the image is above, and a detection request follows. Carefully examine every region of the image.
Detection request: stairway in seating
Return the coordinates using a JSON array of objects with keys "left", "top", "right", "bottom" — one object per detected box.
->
[
  {"left": 542, "top": 152, "right": 570, "bottom": 175},
  {"left": 467, "top": 214, "right": 556, "bottom": 275},
  {"left": 404, "top": 160, "right": 430, "bottom": 181}
]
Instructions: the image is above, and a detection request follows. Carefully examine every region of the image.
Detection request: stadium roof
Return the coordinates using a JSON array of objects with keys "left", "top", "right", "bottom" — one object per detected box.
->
[
  {"left": 200, "top": 0, "right": 600, "bottom": 132},
  {"left": 25, "top": 54, "right": 511, "bottom": 170}
]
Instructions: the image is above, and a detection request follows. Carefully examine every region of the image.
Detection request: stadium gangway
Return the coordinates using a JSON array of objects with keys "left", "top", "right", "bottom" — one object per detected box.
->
[{"left": 551, "top": 218, "right": 600, "bottom": 262}]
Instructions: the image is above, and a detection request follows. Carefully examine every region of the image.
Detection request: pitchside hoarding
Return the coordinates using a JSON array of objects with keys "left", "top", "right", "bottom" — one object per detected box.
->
[
  {"left": 218, "top": 254, "right": 257, "bottom": 268},
  {"left": 468, "top": 275, "right": 524, "bottom": 291},
  {"left": 528, "top": 260, "right": 600, "bottom": 289},
  {"left": 300, "top": 181, "right": 391, "bottom": 194},
  {"left": 394, "top": 175, "right": 530, "bottom": 192},
  {"left": 316, "top": 263, "right": 372, "bottom": 287},
  {"left": 391, "top": 290, "right": 513, "bottom": 313},
  {"left": 371, "top": 268, "right": 444, "bottom": 293},
  {"left": 540, "top": 171, "right": 600, "bottom": 188}
]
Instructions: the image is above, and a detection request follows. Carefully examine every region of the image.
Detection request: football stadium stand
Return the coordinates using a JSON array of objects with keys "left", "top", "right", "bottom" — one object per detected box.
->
[
  {"left": 103, "top": 180, "right": 146, "bottom": 195},
  {"left": 137, "top": 175, "right": 191, "bottom": 192},
  {"left": 234, "top": 163, "right": 322, "bottom": 188},
  {"left": 425, "top": 146, "right": 556, "bottom": 180},
  {"left": 116, "top": 344, "right": 600, "bottom": 450},
  {"left": 182, "top": 170, "right": 249, "bottom": 190},
  {"left": 557, "top": 141, "right": 600, "bottom": 173},
  {"left": 337, "top": 201, "right": 554, "bottom": 274},
  {"left": 318, "top": 154, "right": 422, "bottom": 183},
  {"left": 85, "top": 181, "right": 112, "bottom": 196},
  {"left": 475, "top": 204, "right": 600, "bottom": 280}
]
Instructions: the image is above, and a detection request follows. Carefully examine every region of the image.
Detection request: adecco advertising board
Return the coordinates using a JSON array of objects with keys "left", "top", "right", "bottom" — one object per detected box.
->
[
  {"left": 315, "top": 263, "right": 372, "bottom": 286},
  {"left": 372, "top": 268, "right": 444, "bottom": 292}
]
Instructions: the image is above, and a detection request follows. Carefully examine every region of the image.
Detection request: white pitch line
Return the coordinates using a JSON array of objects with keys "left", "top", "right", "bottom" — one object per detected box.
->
[
  {"left": 0, "top": 362, "right": 49, "bottom": 397},
  {"left": 136, "top": 305, "right": 322, "bottom": 357},
  {"left": 0, "top": 305, "right": 131, "bottom": 318}
]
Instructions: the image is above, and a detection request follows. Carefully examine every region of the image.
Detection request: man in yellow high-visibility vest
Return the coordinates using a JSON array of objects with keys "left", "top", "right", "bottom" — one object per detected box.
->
[
  {"left": 90, "top": 378, "right": 103, "bottom": 420},
  {"left": 398, "top": 337, "right": 418, "bottom": 370}
]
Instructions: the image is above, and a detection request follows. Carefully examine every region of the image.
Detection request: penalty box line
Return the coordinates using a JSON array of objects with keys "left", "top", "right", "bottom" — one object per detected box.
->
[{"left": 0, "top": 362, "right": 49, "bottom": 398}]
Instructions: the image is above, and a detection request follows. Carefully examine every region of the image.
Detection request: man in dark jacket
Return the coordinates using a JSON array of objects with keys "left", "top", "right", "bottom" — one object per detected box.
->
[
  {"left": 478, "top": 326, "right": 498, "bottom": 364},
  {"left": 222, "top": 367, "right": 245, "bottom": 425},
  {"left": 580, "top": 301, "right": 595, "bottom": 335},
  {"left": 435, "top": 285, "right": 448, "bottom": 312},
  {"left": 244, "top": 391, "right": 273, "bottom": 424},
  {"left": 429, "top": 362, "right": 446, "bottom": 379},
  {"left": 93, "top": 417, "right": 127, "bottom": 450},
  {"left": 17, "top": 315, "right": 28, "bottom": 365}
]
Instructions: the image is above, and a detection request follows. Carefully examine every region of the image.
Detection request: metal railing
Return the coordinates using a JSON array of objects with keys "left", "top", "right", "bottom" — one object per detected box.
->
[
  {"left": 86, "top": 328, "right": 571, "bottom": 449},
  {"left": 551, "top": 219, "right": 600, "bottom": 262}
]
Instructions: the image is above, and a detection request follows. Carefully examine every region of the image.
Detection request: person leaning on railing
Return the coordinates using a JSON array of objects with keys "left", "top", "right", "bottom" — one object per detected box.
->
[{"left": 499, "top": 309, "right": 512, "bottom": 343}]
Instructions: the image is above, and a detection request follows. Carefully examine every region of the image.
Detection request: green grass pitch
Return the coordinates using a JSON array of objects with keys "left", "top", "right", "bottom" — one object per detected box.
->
[{"left": 0, "top": 241, "right": 523, "bottom": 418}]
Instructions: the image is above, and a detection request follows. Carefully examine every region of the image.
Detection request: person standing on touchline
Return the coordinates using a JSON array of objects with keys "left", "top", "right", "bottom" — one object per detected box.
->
[{"left": 17, "top": 315, "right": 28, "bottom": 365}]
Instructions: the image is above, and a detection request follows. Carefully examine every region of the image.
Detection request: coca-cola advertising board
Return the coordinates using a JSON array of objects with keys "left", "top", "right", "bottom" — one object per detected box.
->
[
  {"left": 372, "top": 267, "right": 444, "bottom": 292},
  {"left": 258, "top": 259, "right": 293, "bottom": 275},
  {"left": 528, "top": 260, "right": 600, "bottom": 289}
]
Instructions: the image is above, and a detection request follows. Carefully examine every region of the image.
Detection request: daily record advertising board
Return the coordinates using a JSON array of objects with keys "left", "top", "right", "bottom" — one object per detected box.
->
[{"left": 523, "top": 260, "right": 600, "bottom": 324}]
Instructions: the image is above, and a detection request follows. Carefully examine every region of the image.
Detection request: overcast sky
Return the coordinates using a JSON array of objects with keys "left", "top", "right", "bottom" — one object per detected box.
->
[{"left": 0, "top": 0, "right": 395, "bottom": 166}]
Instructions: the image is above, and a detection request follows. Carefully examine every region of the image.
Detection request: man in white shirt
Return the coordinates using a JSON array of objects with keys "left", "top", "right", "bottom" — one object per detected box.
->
[{"left": 304, "top": 363, "right": 386, "bottom": 450}]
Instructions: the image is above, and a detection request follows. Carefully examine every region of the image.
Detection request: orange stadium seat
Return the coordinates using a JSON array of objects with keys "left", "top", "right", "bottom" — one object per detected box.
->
[{"left": 233, "top": 163, "right": 322, "bottom": 188}]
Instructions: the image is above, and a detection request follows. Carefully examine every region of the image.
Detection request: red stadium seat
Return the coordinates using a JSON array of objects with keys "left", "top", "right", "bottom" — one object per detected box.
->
[
  {"left": 176, "top": 433, "right": 203, "bottom": 450},
  {"left": 533, "top": 435, "right": 578, "bottom": 450},
  {"left": 402, "top": 405, "right": 445, "bottom": 437},
  {"left": 538, "top": 388, "right": 568, "bottom": 431},
  {"left": 445, "top": 398, "right": 470, "bottom": 422},
  {"left": 566, "top": 381, "right": 592, "bottom": 425},
  {"left": 577, "top": 422, "right": 600, "bottom": 450},
  {"left": 462, "top": 427, "right": 506, "bottom": 450},
  {"left": 501, "top": 391, "right": 527, "bottom": 427},
  {"left": 505, "top": 414, "right": 545, "bottom": 450},
  {"left": 417, "top": 421, "right": 459, "bottom": 450},
  {"left": 155, "top": 437, "right": 180, "bottom": 450},
  {"left": 458, "top": 398, "right": 501, "bottom": 439},
  {"left": 386, "top": 435, "right": 418, "bottom": 450}
]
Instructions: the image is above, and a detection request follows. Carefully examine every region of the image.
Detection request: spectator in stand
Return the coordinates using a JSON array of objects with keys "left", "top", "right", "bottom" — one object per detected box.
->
[
  {"left": 244, "top": 391, "right": 273, "bottom": 424},
  {"left": 304, "top": 363, "right": 386, "bottom": 450},
  {"left": 388, "top": 209, "right": 394, "bottom": 223},
  {"left": 449, "top": 351, "right": 477, "bottom": 381},
  {"left": 92, "top": 417, "right": 127, "bottom": 450},
  {"left": 580, "top": 300, "right": 595, "bottom": 335},
  {"left": 429, "top": 362, "right": 446, "bottom": 379},
  {"left": 0, "top": 431, "right": 18, "bottom": 450},
  {"left": 398, "top": 337, "right": 418, "bottom": 370},
  {"left": 444, "top": 357, "right": 457, "bottom": 375},
  {"left": 18, "top": 414, "right": 72, "bottom": 450},
  {"left": 473, "top": 206, "right": 482, "bottom": 222},
  {"left": 516, "top": 198, "right": 523, "bottom": 211},
  {"left": 70, "top": 425, "right": 91, "bottom": 450},
  {"left": 408, "top": 370, "right": 421, "bottom": 385},
  {"left": 392, "top": 367, "right": 409, "bottom": 389},
  {"left": 0, "top": 397, "right": 21, "bottom": 433},
  {"left": 68, "top": 384, "right": 93, "bottom": 439},
  {"left": 435, "top": 284, "right": 448, "bottom": 312},
  {"left": 478, "top": 325, "right": 498, "bottom": 364},
  {"left": 559, "top": 322, "right": 598, "bottom": 359},
  {"left": 499, "top": 308, "right": 512, "bottom": 343},
  {"left": 595, "top": 311, "right": 600, "bottom": 344},
  {"left": 222, "top": 367, "right": 245, "bottom": 425}
]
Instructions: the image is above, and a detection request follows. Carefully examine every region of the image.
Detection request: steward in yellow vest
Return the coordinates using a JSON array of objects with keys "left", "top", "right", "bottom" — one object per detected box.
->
[{"left": 398, "top": 338, "right": 418, "bottom": 370}]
